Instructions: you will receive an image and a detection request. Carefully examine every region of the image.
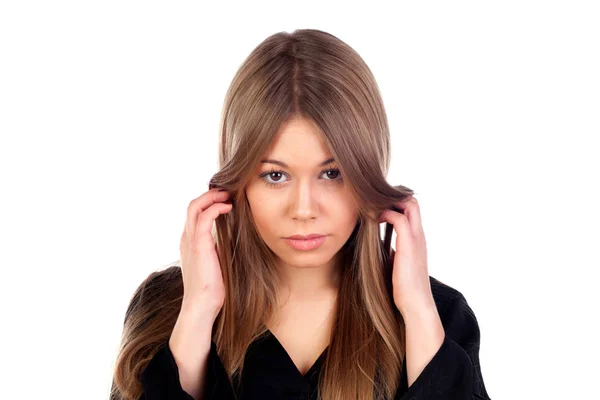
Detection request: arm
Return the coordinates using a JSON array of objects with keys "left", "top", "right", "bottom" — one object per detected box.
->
[
  {"left": 403, "top": 300, "right": 446, "bottom": 388},
  {"left": 169, "top": 306, "right": 214, "bottom": 399},
  {"left": 395, "top": 292, "right": 492, "bottom": 399},
  {"left": 139, "top": 304, "right": 235, "bottom": 400}
]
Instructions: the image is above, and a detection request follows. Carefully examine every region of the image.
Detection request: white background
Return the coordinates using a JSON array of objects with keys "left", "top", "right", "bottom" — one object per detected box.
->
[{"left": 1, "top": 1, "right": 598, "bottom": 399}]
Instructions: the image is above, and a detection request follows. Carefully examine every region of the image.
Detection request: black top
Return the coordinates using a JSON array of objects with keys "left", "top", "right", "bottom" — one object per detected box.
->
[{"left": 138, "top": 277, "right": 491, "bottom": 399}]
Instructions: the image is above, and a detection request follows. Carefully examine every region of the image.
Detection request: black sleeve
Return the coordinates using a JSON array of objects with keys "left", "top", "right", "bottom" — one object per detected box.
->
[
  {"left": 140, "top": 340, "right": 236, "bottom": 400},
  {"left": 395, "top": 292, "right": 491, "bottom": 399}
]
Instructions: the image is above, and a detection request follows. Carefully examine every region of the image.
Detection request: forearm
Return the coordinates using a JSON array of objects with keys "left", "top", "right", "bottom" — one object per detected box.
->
[
  {"left": 402, "top": 301, "right": 445, "bottom": 388},
  {"left": 169, "top": 303, "right": 217, "bottom": 400}
]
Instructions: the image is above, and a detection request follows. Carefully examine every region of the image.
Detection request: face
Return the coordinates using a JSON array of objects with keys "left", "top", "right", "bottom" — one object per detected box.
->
[{"left": 245, "top": 117, "right": 359, "bottom": 271}]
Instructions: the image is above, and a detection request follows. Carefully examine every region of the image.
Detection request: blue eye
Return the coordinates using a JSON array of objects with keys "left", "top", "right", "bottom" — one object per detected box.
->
[{"left": 259, "top": 168, "right": 343, "bottom": 188}]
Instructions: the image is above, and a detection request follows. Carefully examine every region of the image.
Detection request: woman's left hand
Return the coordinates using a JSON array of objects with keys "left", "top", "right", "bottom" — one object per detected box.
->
[{"left": 378, "top": 196, "right": 436, "bottom": 317}]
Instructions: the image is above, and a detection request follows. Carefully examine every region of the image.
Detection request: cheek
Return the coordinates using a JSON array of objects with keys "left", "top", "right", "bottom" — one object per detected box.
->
[
  {"left": 329, "top": 201, "right": 359, "bottom": 231},
  {"left": 247, "top": 198, "right": 278, "bottom": 238},
  {"left": 247, "top": 184, "right": 280, "bottom": 208},
  {"left": 335, "top": 192, "right": 359, "bottom": 217},
  {"left": 335, "top": 213, "right": 359, "bottom": 235}
]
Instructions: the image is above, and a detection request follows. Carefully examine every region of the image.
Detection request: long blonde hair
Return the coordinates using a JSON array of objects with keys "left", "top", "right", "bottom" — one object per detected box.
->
[{"left": 111, "top": 28, "right": 415, "bottom": 400}]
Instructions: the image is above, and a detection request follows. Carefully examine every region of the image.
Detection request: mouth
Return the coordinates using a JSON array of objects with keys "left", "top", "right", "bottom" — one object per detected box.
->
[
  {"left": 283, "top": 235, "right": 327, "bottom": 251},
  {"left": 284, "top": 234, "right": 326, "bottom": 240}
]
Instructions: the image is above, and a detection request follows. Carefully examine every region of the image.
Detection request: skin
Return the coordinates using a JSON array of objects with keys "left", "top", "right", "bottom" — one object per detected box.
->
[
  {"left": 245, "top": 116, "right": 359, "bottom": 302},
  {"left": 244, "top": 116, "right": 445, "bottom": 385},
  {"left": 380, "top": 197, "right": 445, "bottom": 387},
  {"left": 244, "top": 116, "right": 360, "bottom": 375}
]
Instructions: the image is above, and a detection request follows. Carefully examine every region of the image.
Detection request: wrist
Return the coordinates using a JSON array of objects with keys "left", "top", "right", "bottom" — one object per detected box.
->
[
  {"left": 399, "top": 298, "right": 440, "bottom": 325},
  {"left": 170, "top": 307, "right": 215, "bottom": 353},
  {"left": 181, "top": 297, "right": 221, "bottom": 321}
]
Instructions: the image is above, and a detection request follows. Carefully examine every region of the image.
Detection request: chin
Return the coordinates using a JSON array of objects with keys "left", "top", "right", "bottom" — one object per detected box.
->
[
  {"left": 287, "top": 261, "right": 326, "bottom": 269},
  {"left": 278, "top": 249, "right": 333, "bottom": 267}
]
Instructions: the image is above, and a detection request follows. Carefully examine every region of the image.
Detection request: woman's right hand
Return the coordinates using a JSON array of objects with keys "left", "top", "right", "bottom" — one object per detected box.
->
[
  {"left": 179, "top": 188, "right": 233, "bottom": 321},
  {"left": 169, "top": 188, "right": 232, "bottom": 399}
]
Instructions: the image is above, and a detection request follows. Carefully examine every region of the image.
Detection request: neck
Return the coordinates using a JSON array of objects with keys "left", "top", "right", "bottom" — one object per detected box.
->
[{"left": 276, "top": 252, "right": 342, "bottom": 301}]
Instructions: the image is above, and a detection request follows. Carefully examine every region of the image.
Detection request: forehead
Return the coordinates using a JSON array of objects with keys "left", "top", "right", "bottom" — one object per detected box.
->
[{"left": 263, "top": 118, "right": 332, "bottom": 165}]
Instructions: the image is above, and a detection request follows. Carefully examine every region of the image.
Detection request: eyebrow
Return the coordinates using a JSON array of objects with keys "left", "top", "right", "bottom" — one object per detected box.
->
[{"left": 260, "top": 158, "right": 336, "bottom": 168}]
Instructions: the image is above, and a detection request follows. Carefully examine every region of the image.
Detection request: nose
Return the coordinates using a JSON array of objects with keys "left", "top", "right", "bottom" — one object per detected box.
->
[{"left": 290, "top": 178, "right": 319, "bottom": 220}]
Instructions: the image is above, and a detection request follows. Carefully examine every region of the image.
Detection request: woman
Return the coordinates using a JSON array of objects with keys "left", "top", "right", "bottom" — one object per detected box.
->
[{"left": 111, "top": 29, "right": 491, "bottom": 400}]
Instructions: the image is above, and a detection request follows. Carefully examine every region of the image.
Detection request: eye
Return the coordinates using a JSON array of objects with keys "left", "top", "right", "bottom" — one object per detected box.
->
[
  {"left": 259, "top": 168, "right": 343, "bottom": 188},
  {"left": 261, "top": 169, "right": 288, "bottom": 186},
  {"left": 323, "top": 169, "right": 341, "bottom": 180}
]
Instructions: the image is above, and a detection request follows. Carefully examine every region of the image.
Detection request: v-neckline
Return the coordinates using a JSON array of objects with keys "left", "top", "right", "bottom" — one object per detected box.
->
[{"left": 266, "top": 328, "right": 329, "bottom": 379}]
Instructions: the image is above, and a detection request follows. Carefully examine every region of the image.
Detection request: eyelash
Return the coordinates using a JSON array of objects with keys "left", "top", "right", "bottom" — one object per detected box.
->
[{"left": 259, "top": 168, "right": 343, "bottom": 188}]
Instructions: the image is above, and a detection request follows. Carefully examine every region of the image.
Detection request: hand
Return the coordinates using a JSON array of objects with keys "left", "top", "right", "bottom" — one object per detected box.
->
[
  {"left": 378, "top": 196, "right": 435, "bottom": 317},
  {"left": 179, "top": 188, "right": 233, "bottom": 320}
]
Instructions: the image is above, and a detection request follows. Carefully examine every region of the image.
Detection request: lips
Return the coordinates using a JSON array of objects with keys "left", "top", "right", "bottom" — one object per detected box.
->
[
  {"left": 284, "top": 234, "right": 326, "bottom": 240},
  {"left": 283, "top": 235, "right": 327, "bottom": 251}
]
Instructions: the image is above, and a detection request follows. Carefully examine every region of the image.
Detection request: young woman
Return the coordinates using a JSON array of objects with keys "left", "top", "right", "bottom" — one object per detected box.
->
[{"left": 111, "top": 29, "right": 491, "bottom": 400}]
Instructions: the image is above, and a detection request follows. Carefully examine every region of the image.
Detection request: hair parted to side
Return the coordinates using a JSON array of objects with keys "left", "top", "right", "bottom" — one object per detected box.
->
[{"left": 111, "top": 28, "right": 415, "bottom": 400}]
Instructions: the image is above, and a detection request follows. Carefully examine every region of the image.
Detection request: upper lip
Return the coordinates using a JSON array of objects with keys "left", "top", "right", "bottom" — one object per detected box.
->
[{"left": 284, "top": 233, "right": 326, "bottom": 240}]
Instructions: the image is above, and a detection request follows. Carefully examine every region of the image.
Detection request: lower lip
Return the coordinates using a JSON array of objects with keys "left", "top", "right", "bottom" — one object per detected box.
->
[{"left": 284, "top": 236, "right": 326, "bottom": 251}]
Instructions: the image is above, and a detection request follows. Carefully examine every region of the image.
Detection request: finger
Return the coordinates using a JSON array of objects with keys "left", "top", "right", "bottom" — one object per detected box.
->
[
  {"left": 380, "top": 210, "right": 414, "bottom": 255},
  {"left": 390, "top": 197, "right": 424, "bottom": 238},
  {"left": 185, "top": 189, "right": 230, "bottom": 238},
  {"left": 194, "top": 202, "right": 233, "bottom": 242},
  {"left": 402, "top": 197, "right": 424, "bottom": 238}
]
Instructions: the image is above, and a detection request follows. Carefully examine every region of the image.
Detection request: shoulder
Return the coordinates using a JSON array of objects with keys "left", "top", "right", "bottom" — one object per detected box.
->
[{"left": 428, "top": 276, "right": 482, "bottom": 351}]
